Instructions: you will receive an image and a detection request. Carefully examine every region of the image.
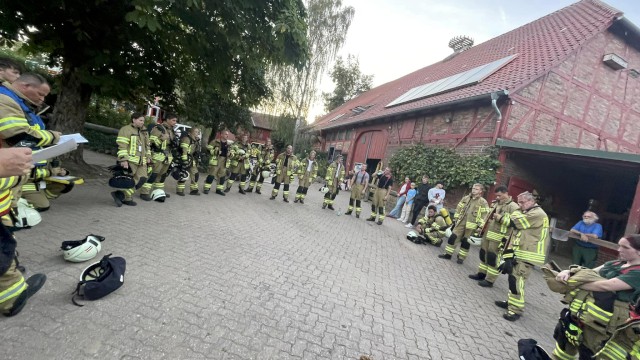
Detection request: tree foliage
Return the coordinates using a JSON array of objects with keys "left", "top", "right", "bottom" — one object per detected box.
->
[
  {"left": 0, "top": 0, "right": 309, "bottom": 162},
  {"left": 258, "top": 0, "right": 354, "bottom": 125},
  {"left": 389, "top": 144, "right": 502, "bottom": 189},
  {"left": 323, "top": 54, "right": 373, "bottom": 112}
]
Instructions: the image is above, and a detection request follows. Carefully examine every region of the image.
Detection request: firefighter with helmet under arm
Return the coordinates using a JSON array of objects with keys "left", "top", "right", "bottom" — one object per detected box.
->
[
  {"left": 468, "top": 185, "right": 519, "bottom": 288},
  {"left": 438, "top": 183, "right": 489, "bottom": 264}
]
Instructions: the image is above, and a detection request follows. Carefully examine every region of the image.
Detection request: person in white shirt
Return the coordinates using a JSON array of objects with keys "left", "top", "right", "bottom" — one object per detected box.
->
[{"left": 428, "top": 181, "right": 446, "bottom": 211}]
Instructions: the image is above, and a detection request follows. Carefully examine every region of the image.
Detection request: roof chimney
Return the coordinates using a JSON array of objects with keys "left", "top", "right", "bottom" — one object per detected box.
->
[{"left": 448, "top": 35, "right": 474, "bottom": 53}]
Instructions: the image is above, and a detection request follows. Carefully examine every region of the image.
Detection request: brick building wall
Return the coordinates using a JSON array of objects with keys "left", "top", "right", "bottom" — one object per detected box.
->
[{"left": 505, "top": 30, "right": 640, "bottom": 153}]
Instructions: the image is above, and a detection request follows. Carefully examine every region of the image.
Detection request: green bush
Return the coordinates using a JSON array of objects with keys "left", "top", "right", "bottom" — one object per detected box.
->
[
  {"left": 84, "top": 128, "right": 118, "bottom": 155},
  {"left": 389, "top": 144, "right": 501, "bottom": 189}
]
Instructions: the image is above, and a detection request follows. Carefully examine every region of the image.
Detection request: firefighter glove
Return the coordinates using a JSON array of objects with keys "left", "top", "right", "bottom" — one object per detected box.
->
[{"left": 498, "top": 249, "right": 516, "bottom": 274}]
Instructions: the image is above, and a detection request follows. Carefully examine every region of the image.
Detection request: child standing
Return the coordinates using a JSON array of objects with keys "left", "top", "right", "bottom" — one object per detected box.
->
[{"left": 399, "top": 182, "right": 417, "bottom": 224}]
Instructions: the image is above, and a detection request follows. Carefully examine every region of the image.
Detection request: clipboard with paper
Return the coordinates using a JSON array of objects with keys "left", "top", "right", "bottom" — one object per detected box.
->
[{"left": 32, "top": 139, "right": 78, "bottom": 163}]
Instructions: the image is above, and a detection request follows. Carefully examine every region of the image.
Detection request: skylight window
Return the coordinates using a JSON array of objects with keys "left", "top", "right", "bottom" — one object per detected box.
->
[
  {"left": 386, "top": 54, "right": 518, "bottom": 108},
  {"left": 350, "top": 105, "right": 373, "bottom": 115},
  {"left": 329, "top": 113, "right": 345, "bottom": 122}
]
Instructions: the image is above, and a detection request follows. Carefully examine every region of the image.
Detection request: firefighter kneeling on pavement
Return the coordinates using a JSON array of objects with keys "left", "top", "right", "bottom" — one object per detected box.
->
[
  {"left": 543, "top": 234, "right": 640, "bottom": 359},
  {"left": 439, "top": 183, "right": 489, "bottom": 264},
  {"left": 21, "top": 157, "right": 82, "bottom": 212},
  {"left": 414, "top": 205, "right": 448, "bottom": 246}
]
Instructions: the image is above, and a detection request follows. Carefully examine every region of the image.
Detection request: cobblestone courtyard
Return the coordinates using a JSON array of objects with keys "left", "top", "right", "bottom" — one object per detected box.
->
[{"left": 4, "top": 152, "right": 568, "bottom": 360}]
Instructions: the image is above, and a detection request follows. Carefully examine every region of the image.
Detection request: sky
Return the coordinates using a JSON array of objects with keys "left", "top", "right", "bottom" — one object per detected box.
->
[{"left": 308, "top": 0, "right": 640, "bottom": 122}]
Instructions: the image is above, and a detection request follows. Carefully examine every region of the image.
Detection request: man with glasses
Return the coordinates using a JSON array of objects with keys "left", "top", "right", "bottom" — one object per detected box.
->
[{"left": 570, "top": 211, "right": 603, "bottom": 268}]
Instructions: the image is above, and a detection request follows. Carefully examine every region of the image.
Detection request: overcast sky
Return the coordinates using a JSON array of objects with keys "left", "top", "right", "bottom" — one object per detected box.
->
[{"left": 308, "top": 0, "right": 640, "bottom": 121}]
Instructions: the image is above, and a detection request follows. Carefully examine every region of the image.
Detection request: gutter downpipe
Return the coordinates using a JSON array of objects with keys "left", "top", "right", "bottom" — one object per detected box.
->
[{"left": 491, "top": 90, "right": 509, "bottom": 145}]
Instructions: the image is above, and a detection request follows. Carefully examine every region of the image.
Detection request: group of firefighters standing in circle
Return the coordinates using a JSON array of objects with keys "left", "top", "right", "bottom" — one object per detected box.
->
[{"left": 111, "top": 113, "right": 640, "bottom": 359}]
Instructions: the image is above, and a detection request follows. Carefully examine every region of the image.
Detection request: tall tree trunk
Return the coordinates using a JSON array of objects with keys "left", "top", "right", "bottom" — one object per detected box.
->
[{"left": 49, "top": 64, "right": 93, "bottom": 164}]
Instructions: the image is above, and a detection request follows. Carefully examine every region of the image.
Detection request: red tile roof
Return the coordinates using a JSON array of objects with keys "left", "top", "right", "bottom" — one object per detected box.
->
[{"left": 314, "top": 0, "right": 622, "bottom": 130}]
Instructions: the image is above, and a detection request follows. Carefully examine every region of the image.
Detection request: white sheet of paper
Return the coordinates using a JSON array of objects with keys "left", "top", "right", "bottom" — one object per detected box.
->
[
  {"left": 59, "top": 133, "right": 89, "bottom": 144},
  {"left": 32, "top": 139, "right": 78, "bottom": 163}
]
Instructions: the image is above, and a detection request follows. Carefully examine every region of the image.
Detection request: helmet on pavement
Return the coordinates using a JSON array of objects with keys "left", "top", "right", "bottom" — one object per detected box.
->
[
  {"left": 13, "top": 198, "right": 42, "bottom": 228},
  {"left": 171, "top": 167, "right": 189, "bottom": 181},
  {"left": 62, "top": 235, "right": 105, "bottom": 263},
  {"left": 406, "top": 230, "right": 418, "bottom": 241},
  {"left": 261, "top": 170, "right": 271, "bottom": 179},
  {"left": 468, "top": 235, "right": 483, "bottom": 246},
  {"left": 150, "top": 189, "right": 166, "bottom": 202},
  {"left": 320, "top": 186, "right": 329, "bottom": 194}
]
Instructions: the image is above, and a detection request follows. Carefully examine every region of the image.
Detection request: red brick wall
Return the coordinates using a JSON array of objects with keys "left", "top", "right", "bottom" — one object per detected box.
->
[{"left": 506, "top": 31, "right": 640, "bottom": 154}]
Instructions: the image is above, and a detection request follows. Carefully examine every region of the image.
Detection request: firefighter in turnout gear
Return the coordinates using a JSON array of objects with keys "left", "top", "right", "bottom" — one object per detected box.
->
[
  {"left": 344, "top": 164, "right": 369, "bottom": 218},
  {"left": 323, "top": 155, "right": 345, "bottom": 210},
  {"left": 294, "top": 150, "right": 318, "bottom": 204},
  {"left": 0, "top": 148, "right": 46, "bottom": 317},
  {"left": 21, "top": 158, "right": 81, "bottom": 211},
  {"left": 245, "top": 142, "right": 262, "bottom": 193},
  {"left": 469, "top": 185, "right": 519, "bottom": 287},
  {"left": 203, "top": 130, "right": 231, "bottom": 195},
  {"left": 495, "top": 191, "right": 548, "bottom": 321},
  {"left": 366, "top": 167, "right": 393, "bottom": 225},
  {"left": 111, "top": 113, "right": 151, "bottom": 207},
  {"left": 176, "top": 127, "right": 201, "bottom": 196},
  {"left": 225, "top": 134, "right": 251, "bottom": 194},
  {"left": 270, "top": 145, "right": 297, "bottom": 202},
  {"left": 415, "top": 205, "right": 448, "bottom": 246},
  {"left": 143, "top": 114, "right": 177, "bottom": 199},
  {"left": 0, "top": 74, "right": 60, "bottom": 224},
  {"left": 439, "top": 183, "right": 489, "bottom": 264},
  {"left": 249, "top": 138, "right": 275, "bottom": 194},
  {"left": 547, "top": 234, "right": 640, "bottom": 359}
]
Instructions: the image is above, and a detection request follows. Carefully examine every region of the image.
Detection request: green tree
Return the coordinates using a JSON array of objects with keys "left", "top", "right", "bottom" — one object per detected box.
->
[
  {"left": 0, "top": 0, "right": 308, "bottom": 163},
  {"left": 323, "top": 54, "right": 373, "bottom": 112},
  {"left": 259, "top": 0, "right": 354, "bottom": 127}
]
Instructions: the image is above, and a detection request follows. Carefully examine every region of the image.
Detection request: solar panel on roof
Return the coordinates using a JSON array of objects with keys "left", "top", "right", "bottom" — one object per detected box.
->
[{"left": 386, "top": 54, "right": 518, "bottom": 108}]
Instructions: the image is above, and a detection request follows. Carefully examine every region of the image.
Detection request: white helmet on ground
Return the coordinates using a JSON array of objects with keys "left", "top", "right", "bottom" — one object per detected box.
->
[
  {"left": 13, "top": 198, "right": 42, "bottom": 228},
  {"left": 261, "top": 170, "right": 271, "bottom": 179},
  {"left": 320, "top": 186, "right": 329, "bottom": 194},
  {"left": 406, "top": 230, "right": 418, "bottom": 241},
  {"left": 151, "top": 189, "right": 166, "bottom": 202},
  {"left": 62, "top": 235, "right": 105, "bottom": 263},
  {"left": 468, "top": 235, "right": 483, "bottom": 246}
]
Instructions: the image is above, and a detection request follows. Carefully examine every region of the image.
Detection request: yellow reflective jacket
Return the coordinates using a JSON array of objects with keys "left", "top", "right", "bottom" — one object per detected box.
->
[
  {"left": 325, "top": 161, "right": 345, "bottom": 186},
  {"left": 509, "top": 205, "right": 548, "bottom": 266},
  {"left": 275, "top": 153, "right": 297, "bottom": 176},
  {"left": 454, "top": 195, "right": 490, "bottom": 232},
  {"left": 116, "top": 124, "right": 150, "bottom": 165},
  {"left": 484, "top": 197, "right": 520, "bottom": 242},
  {"left": 298, "top": 158, "right": 318, "bottom": 180},
  {"left": 149, "top": 123, "right": 175, "bottom": 164}
]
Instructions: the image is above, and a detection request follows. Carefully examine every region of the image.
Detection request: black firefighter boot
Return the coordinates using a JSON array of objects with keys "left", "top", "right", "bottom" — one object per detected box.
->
[{"left": 469, "top": 273, "right": 486, "bottom": 281}]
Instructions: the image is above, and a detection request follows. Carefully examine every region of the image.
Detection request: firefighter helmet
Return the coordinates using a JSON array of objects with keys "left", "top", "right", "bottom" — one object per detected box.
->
[
  {"left": 108, "top": 164, "right": 135, "bottom": 189},
  {"left": 12, "top": 198, "right": 42, "bottom": 228},
  {"left": 236, "top": 149, "right": 246, "bottom": 156},
  {"left": 406, "top": 230, "right": 418, "bottom": 241},
  {"left": 150, "top": 189, "right": 166, "bottom": 202},
  {"left": 320, "top": 186, "right": 329, "bottom": 194},
  {"left": 468, "top": 235, "right": 482, "bottom": 246},
  {"left": 261, "top": 170, "right": 271, "bottom": 179},
  {"left": 444, "top": 226, "right": 453, "bottom": 238},
  {"left": 171, "top": 167, "right": 189, "bottom": 181},
  {"left": 62, "top": 235, "right": 104, "bottom": 263}
]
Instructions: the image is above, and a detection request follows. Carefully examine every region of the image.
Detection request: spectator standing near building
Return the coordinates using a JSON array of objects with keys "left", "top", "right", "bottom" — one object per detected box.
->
[
  {"left": 407, "top": 175, "right": 431, "bottom": 228},
  {"left": 428, "top": 181, "right": 446, "bottom": 211},
  {"left": 388, "top": 176, "right": 410, "bottom": 219},
  {"left": 570, "top": 211, "right": 603, "bottom": 268},
  {"left": 399, "top": 182, "right": 416, "bottom": 224}
]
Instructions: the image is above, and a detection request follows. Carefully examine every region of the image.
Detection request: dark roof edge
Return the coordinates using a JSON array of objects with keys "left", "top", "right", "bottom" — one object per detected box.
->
[
  {"left": 318, "top": 90, "right": 508, "bottom": 132},
  {"left": 497, "top": 139, "right": 640, "bottom": 164},
  {"left": 609, "top": 16, "right": 640, "bottom": 52}
]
